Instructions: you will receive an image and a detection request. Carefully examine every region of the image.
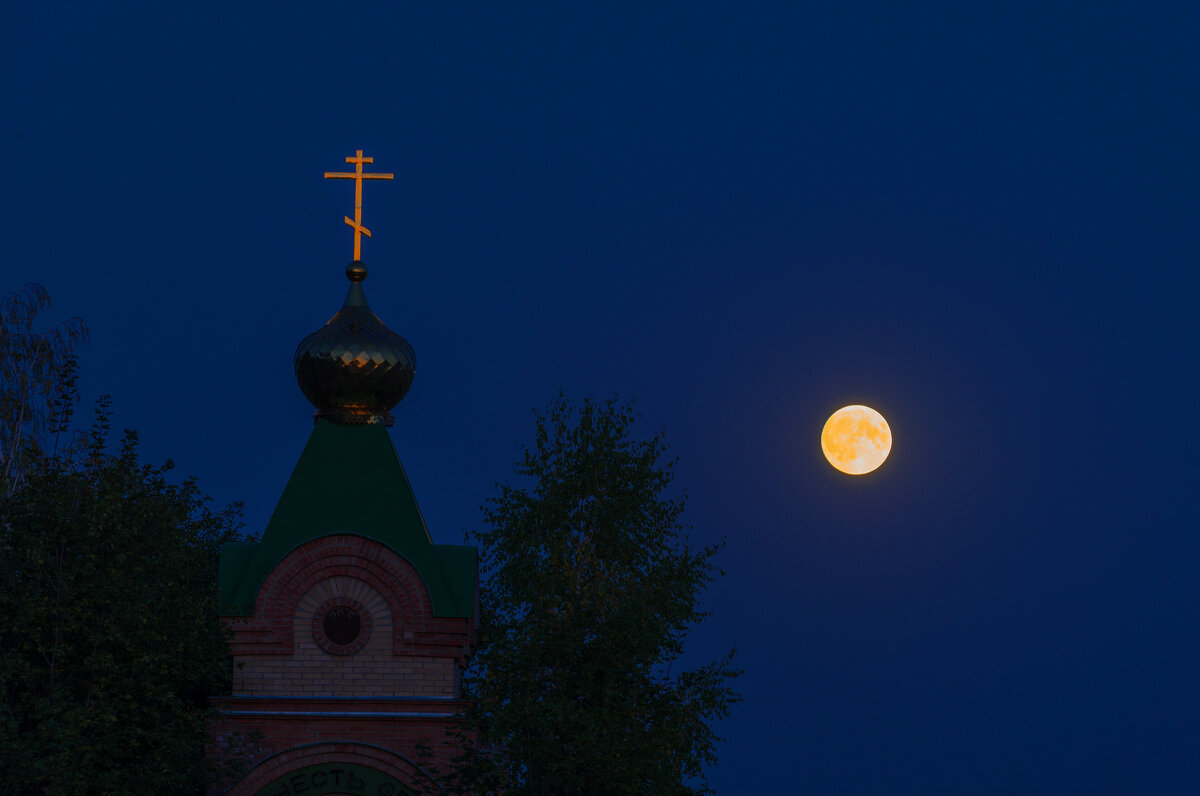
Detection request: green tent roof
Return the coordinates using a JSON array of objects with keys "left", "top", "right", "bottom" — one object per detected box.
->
[{"left": 219, "top": 420, "right": 476, "bottom": 617}]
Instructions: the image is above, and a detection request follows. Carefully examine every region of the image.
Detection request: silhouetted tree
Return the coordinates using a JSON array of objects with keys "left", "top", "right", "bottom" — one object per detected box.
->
[
  {"left": 442, "top": 395, "right": 740, "bottom": 796},
  {"left": 0, "top": 414, "right": 251, "bottom": 793},
  {"left": 0, "top": 283, "right": 88, "bottom": 496},
  {"left": 0, "top": 285, "right": 253, "bottom": 793}
]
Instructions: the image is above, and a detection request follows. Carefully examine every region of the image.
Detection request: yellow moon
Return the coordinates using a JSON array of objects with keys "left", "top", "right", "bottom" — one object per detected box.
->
[{"left": 821, "top": 405, "right": 892, "bottom": 475}]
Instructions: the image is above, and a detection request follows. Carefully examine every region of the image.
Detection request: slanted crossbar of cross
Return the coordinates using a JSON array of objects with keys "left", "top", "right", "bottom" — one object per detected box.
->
[{"left": 324, "top": 150, "right": 394, "bottom": 261}]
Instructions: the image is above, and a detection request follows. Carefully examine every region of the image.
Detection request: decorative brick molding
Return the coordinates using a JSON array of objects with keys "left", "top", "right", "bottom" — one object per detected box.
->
[
  {"left": 221, "top": 740, "right": 438, "bottom": 796},
  {"left": 212, "top": 534, "right": 477, "bottom": 794},
  {"left": 223, "top": 535, "right": 474, "bottom": 665},
  {"left": 311, "top": 596, "right": 373, "bottom": 656}
]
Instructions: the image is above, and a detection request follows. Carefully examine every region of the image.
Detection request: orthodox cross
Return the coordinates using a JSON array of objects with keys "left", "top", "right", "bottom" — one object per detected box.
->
[{"left": 324, "top": 150, "right": 394, "bottom": 261}]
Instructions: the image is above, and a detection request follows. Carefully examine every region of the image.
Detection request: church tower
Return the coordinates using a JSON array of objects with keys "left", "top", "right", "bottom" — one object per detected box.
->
[{"left": 211, "top": 152, "right": 478, "bottom": 795}]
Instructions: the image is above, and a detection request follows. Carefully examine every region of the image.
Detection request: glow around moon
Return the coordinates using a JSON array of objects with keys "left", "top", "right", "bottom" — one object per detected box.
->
[{"left": 821, "top": 405, "right": 892, "bottom": 475}]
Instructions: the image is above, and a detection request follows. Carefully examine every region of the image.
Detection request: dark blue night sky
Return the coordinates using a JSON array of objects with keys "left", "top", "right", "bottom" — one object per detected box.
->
[{"left": 3, "top": 3, "right": 1198, "bottom": 793}]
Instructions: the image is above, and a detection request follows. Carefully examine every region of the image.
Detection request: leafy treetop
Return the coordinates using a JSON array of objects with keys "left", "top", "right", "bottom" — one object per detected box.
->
[
  {"left": 446, "top": 395, "right": 740, "bottom": 796},
  {"left": 0, "top": 283, "right": 88, "bottom": 496},
  {"left": 0, "top": 285, "right": 254, "bottom": 794}
]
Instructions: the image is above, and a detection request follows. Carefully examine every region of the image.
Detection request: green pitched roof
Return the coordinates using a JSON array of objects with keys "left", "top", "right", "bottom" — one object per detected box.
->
[{"left": 219, "top": 420, "right": 476, "bottom": 617}]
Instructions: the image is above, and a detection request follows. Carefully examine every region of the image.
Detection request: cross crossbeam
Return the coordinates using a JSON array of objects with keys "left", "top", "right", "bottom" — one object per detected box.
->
[{"left": 324, "top": 150, "right": 394, "bottom": 261}]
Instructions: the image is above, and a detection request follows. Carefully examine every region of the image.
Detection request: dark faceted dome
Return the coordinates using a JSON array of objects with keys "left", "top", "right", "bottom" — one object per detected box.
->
[{"left": 294, "top": 262, "right": 415, "bottom": 426}]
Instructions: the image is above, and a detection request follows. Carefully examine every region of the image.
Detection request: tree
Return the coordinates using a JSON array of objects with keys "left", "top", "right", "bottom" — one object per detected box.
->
[
  {"left": 0, "top": 285, "right": 252, "bottom": 793},
  {"left": 0, "top": 409, "right": 250, "bottom": 794},
  {"left": 0, "top": 408, "right": 254, "bottom": 794},
  {"left": 448, "top": 395, "right": 740, "bottom": 796},
  {"left": 0, "top": 283, "right": 88, "bottom": 496}
]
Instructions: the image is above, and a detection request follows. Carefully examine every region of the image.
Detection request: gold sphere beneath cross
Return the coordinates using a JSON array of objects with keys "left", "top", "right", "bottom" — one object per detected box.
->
[{"left": 294, "top": 269, "right": 415, "bottom": 427}]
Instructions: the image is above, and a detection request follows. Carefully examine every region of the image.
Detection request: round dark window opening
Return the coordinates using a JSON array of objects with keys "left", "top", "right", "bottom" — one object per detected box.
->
[
  {"left": 322, "top": 605, "right": 362, "bottom": 646},
  {"left": 311, "top": 595, "right": 373, "bottom": 655}
]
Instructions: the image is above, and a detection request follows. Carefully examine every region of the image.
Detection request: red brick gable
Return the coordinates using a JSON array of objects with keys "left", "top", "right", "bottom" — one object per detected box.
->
[
  {"left": 211, "top": 535, "right": 476, "bottom": 793},
  {"left": 225, "top": 534, "right": 474, "bottom": 664}
]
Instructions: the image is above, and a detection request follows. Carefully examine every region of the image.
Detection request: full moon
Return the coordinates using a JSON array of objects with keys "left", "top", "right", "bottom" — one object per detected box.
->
[{"left": 821, "top": 405, "right": 892, "bottom": 475}]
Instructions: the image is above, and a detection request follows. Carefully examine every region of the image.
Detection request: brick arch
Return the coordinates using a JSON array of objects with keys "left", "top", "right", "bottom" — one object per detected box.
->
[
  {"left": 225, "top": 740, "right": 437, "bottom": 796},
  {"left": 229, "top": 535, "right": 435, "bottom": 656}
]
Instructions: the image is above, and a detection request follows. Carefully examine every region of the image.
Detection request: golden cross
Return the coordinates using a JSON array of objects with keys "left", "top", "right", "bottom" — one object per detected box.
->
[{"left": 324, "top": 149, "right": 394, "bottom": 261}]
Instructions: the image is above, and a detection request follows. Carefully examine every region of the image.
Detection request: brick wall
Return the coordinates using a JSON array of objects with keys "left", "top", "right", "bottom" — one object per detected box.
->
[
  {"left": 212, "top": 535, "right": 476, "bottom": 794},
  {"left": 214, "top": 739, "right": 447, "bottom": 796},
  {"left": 232, "top": 574, "right": 457, "bottom": 698}
]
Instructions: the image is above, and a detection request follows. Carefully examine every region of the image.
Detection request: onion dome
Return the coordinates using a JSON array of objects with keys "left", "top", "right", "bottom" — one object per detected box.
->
[{"left": 294, "top": 261, "right": 415, "bottom": 427}]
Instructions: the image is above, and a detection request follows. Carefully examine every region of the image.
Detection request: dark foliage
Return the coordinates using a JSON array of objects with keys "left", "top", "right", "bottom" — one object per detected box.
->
[
  {"left": 442, "top": 395, "right": 740, "bottom": 795},
  {"left": 0, "top": 285, "right": 252, "bottom": 794},
  {"left": 0, "top": 283, "right": 88, "bottom": 496},
  {"left": 0, "top": 407, "right": 250, "bottom": 794}
]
